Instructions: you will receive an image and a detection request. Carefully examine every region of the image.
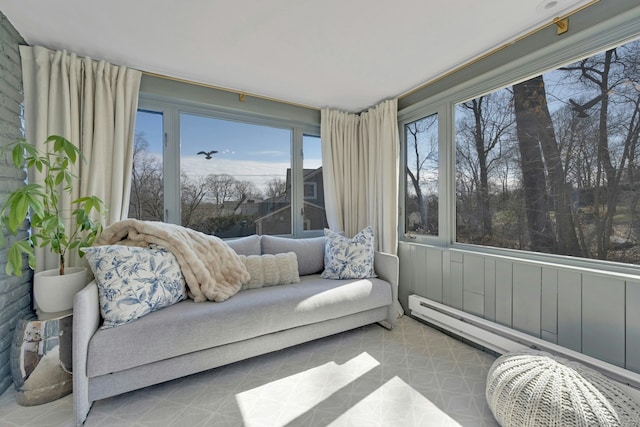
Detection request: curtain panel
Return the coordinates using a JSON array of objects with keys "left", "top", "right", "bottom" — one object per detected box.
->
[
  {"left": 321, "top": 98, "right": 399, "bottom": 255},
  {"left": 20, "top": 46, "right": 141, "bottom": 272}
]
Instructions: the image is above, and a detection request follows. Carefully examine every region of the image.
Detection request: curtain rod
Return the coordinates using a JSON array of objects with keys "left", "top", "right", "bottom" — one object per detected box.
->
[
  {"left": 141, "top": 70, "right": 321, "bottom": 111},
  {"left": 398, "top": 0, "right": 600, "bottom": 101}
]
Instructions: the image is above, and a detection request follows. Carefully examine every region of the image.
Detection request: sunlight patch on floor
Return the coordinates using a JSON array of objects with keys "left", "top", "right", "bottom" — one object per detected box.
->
[
  {"left": 235, "top": 351, "right": 380, "bottom": 426},
  {"left": 332, "top": 376, "right": 461, "bottom": 426}
]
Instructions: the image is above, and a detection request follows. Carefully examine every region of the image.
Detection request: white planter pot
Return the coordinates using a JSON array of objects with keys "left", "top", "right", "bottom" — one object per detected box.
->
[{"left": 33, "top": 267, "right": 88, "bottom": 313}]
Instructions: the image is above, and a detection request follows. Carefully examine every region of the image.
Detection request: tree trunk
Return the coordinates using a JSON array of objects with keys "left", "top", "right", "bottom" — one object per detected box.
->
[
  {"left": 406, "top": 123, "right": 428, "bottom": 231},
  {"left": 592, "top": 50, "right": 616, "bottom": 259},
  {"left": 522, "top": 76, "right": 581, "bottom": 255},
  {"left": 513, "top": 79, "right": 556, "bottom": 252},
  {"left": 407, "top": 168, "right": 427, "bottom": 231},
  {"left": 470, "top": 99, "right": 493, "bottom": 237}
]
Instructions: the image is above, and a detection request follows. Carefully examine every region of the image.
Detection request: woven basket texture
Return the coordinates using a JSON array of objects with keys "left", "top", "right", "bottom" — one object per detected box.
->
[{"left": 486, "top": 350, "right": 640, "bottom": 427}]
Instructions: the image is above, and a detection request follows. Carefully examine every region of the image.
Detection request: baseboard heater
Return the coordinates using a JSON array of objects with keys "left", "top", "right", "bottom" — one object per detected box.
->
[{"left": 408, "top": 294, "right": 640, "bottom": 399}]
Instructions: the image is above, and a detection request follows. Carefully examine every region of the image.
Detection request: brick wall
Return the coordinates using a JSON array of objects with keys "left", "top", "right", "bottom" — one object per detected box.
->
[{"left": 0, "top": 11, "right": 29, "bottom": 394}]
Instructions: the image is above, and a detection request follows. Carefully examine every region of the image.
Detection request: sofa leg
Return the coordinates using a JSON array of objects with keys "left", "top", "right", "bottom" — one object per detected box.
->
[
  {"left": 378, "top": 320, "right": 394, "bottom": 330},
  {"left": 75, "top": 399, "right": 93, "bottom": 426}
]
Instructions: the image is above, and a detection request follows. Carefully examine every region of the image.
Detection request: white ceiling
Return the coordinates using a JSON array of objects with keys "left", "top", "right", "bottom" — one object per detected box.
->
[{"left": 0, "top": 0, "right": 591, "bottom": 112}]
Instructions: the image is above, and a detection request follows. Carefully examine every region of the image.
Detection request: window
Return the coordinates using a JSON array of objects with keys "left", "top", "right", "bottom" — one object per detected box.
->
[
  {"left": 302, "top": 135, "right": 328, "bottom": 231},
  {"left": 129, "top": 100, "right": 323, "bottom": 238},
  {"left": 304, "top": 182, "right": 317, "bottom": 199},
  {"left": 129, "top": 110, "right": 164, "bottom": 221},
  {"left": 404, "top": 113, "right": 439, "bottom": 237},
  {"left": 179, "top": 113, "right": 292, "bottom": 237},
  {"left": 454, "top": 38, "right": 640, "bottom": 264}
]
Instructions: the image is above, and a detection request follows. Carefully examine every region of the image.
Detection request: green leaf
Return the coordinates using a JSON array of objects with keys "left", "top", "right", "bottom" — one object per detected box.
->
[
  {"left": 6, "top": 240, "right": 34, "bottom": 277},
  {"left": 13, "top": 194, "right": 27, "bottom": 229},
  {"left": 40, "top": 214, "right": 61, "bottom": 234},
  {"left": 74, "top": 195, "right": 105, "bottom": 215},
  {"left": 55, "top": 170, "right": 66, "bottom": 185},
  {"left": 2, "top": 186, "right": 45, "bottom": 232},
  {"left": 63, "top": 140, "right": 79, "bottom": 164},
  {"left": 11, "top": 144, "right": 24, "bottom": 168},
  {"left": 48, "top": 135, "right": 64, "bottom": 151}
]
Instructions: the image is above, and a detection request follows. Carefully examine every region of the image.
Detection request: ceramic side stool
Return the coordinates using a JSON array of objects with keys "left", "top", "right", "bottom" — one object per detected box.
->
[{"left": 10, "top": 310, "right": 73, "bottom": 405}]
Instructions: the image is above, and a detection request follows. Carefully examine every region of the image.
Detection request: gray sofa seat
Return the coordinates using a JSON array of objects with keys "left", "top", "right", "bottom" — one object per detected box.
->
[{"left": 87, "top": 275, "right": 391, "bottom": 377}]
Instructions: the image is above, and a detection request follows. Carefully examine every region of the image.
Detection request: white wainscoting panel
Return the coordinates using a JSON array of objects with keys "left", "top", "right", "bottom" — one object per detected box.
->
[
  {"left": 627, "top": 281, "right": 640, "bottom": 373},
  {"left": 512, "top": 263, "right": 541, "bottom": 337},
  {"left": 494, "top": 260, "right": 513, "bottom": 327},
  {"left": 426, "top": 247, "right": 443, "bottom": 301},
  {"left": 582, "top": 275, "right": 625, "bottom": 367},
  {"left": 398, "top": 242, "right": 640, "bottom": 374},
  {"left": 484, "top": 258, "right": 496, "bottom": 322},
  {"left": 557, "top": 270, "right": 582, "bottom": 352},
  {"left": 541, "top": 267, "right": 558, "bottom": 342}
]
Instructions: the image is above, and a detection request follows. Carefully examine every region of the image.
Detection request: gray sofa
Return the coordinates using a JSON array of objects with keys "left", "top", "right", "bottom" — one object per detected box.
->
[{"left": 73, "top": 234, "right": 398, "bottom": 425}]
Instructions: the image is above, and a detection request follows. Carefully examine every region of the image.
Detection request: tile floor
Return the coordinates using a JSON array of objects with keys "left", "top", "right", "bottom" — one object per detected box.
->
[{"left": 0, "top": 316, "right": 499, "bottom": 426}]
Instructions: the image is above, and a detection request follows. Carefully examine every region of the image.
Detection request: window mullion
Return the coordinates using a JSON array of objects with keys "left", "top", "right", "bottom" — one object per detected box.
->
[
  {"left": 164, "top": 107, "right": 181, "bottom": 225},
  {"left": 440, "top": 104, "right": 455, "bottom": 245},
  {"left": 291, "top": 127, "right": 303, "bottom": 236}
]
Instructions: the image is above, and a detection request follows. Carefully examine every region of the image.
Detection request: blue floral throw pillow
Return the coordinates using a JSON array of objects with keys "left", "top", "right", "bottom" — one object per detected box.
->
[
  {"left": 82, "top": 245, "right": 187, "bottom": 328},
  {"left": 321, "top": 226, "right": 376, "bottom": 279}
]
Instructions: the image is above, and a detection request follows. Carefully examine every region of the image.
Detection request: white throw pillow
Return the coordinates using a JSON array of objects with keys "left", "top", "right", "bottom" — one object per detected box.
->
[
  {"left": 82, "top": 245, "right": 187, "bottom": 328},
  {"left": 321, "top": 226, "right": 376, "bottom": 279},
  {"left": 240, "top": 252, "right": 300, "bottom": 290}
]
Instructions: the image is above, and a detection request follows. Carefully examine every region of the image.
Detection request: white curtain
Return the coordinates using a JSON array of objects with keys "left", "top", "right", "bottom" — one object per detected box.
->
[
  {"left": 20, "top": 46, "right": 142, "bottom": 272},
  {"left": 321, "top": 98, "right": 399, "bottom": 255}
]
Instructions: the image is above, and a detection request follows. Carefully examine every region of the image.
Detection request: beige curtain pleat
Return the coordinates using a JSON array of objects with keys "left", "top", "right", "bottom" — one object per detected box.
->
[
  {"left": 20, "top": 46, "right": 141, "bottom": 272},
  {"left": 320, "top": 98, "right": 399, "bottom": 255}
]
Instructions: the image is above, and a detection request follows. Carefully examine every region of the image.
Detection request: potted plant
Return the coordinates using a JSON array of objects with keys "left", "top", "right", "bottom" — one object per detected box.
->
[{"left": 0, "top": 135, "right": 106, "bottom": 312}]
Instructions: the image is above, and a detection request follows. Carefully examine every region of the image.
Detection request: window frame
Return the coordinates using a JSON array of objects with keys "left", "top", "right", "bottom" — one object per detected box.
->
[
  {"left": 136, "top": 95, "right": 322, "bottom": 238},
  {"left": 399, "top": 106, "right": 451, "bottom": 244},
  {"left": 398, "top": 7, "right": 640, "bottom": 275}
]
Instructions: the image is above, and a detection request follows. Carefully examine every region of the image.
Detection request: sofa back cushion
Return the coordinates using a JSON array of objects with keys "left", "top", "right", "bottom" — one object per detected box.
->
[
  {"left": 261, "top": 235, "right": 325, "bottom": 276},
  {"left": 224, "top": 235, "right": 262, "bottom": 256}
]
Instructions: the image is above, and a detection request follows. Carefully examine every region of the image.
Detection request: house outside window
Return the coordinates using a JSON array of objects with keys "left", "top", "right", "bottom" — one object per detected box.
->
[{"left": 129, "top": 102, "right": 326, "bottom": 238}]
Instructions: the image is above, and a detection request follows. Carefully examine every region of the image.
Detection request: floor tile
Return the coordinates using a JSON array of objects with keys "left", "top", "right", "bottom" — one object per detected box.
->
[{"left": 0, "top": 316, "right": 498, "bottom": 426}]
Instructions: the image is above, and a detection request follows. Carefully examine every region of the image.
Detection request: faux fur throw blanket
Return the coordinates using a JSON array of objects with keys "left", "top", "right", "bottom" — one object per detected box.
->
[{"left": 96, "top": 219, "right": 250, "bottom": 302}]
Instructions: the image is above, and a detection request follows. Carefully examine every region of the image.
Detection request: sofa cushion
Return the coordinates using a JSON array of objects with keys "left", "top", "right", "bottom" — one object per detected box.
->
[
  {"left": 261, "top": 235, "right": 325, "bottom": 275},
  {"left": 322, "top": 226, "right": 376, "bottom": 279},
  {"left": 82, "top": 245, "right": 187, "bottom": 328},
  {"left": 87, "top": 274, "right": 392, "bottom": 377},
  {"left": 240, "top": 252, "right": 300, "bottom": 290},
  {"left": 224, "top": 235, "right": 261, "bottom": 256}
]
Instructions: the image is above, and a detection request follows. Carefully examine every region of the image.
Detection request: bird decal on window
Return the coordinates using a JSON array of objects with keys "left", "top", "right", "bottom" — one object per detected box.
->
[
  {"left": 197, "top": 150, "right": 219, "bottom": 159},
  {"left": 569, "top": 94, "right": 604, "bottom": 118}
]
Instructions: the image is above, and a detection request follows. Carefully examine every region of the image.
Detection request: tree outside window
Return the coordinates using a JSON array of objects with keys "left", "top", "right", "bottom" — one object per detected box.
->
[{"left": 454, "top": 38, "right": 640, "bottom": 264}]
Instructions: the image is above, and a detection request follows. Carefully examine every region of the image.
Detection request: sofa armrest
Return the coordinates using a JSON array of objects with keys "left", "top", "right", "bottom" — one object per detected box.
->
[
  {"left": 374, "top": 251, "right": 401, "bottom": 328},
  {"left": 73, "top": 280, "right": 101, "bottom": 425}
]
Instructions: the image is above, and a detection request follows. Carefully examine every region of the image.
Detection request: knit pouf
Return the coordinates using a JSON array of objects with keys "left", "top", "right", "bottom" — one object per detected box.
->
[{"left": 486, "top": 350, "right": 640, "bottom": 427}]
